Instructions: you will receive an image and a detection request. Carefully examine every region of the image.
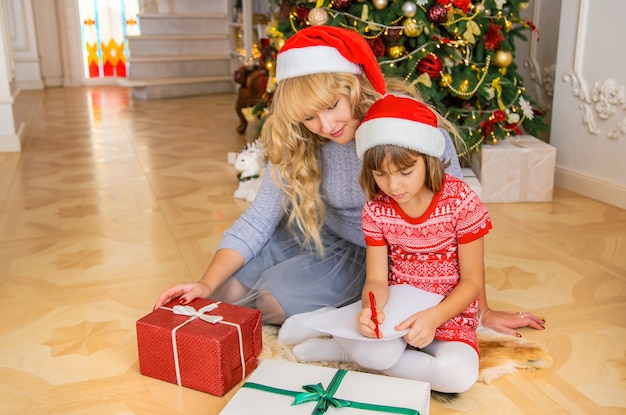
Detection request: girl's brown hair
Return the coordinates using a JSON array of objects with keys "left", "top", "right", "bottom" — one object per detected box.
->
[{"left": 359, "top": 145, "right": 447, "bottom": 200}]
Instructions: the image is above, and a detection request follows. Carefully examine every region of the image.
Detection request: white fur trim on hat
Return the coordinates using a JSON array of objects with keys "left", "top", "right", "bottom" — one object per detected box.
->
[
  {"left": 356, "top": 117, "right": 445, "bottom": 159},
  {"left": 276, "top": 46, "right": 362, "bottom": 82}
]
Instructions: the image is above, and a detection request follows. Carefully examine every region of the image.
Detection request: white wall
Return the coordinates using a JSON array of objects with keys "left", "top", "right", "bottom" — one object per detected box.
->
[
  {"left": 514, "top": 0, "right": 561, "bottom": 143},
  {"left": 32, "top": 0, "right": 63, "bottom": 87},
  {"left": 550, "top": 0, "right": 626, "bottom": 209},
  {"left": 0, "top": 0, "right": 21, "bottom": 152},
  {"left": 9, "top": 0, "right": 43, "bottom": 89}
]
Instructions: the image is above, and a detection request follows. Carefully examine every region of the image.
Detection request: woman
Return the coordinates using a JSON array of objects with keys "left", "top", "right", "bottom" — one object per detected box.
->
[{"left": 154, "top": 26, "right": 545, "bottom": 336}]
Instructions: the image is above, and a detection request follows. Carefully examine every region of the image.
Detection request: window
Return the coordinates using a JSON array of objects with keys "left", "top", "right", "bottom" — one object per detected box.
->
[{"left": 78, "top": 0, "right": 140, "bottom": 78}]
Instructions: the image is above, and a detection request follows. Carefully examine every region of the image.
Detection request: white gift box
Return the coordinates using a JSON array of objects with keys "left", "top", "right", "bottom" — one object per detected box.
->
[
  {"left": 220, "top": 359, "right": 430, "bottom": 415},
  {"left": 470, "top": 135, "right": 556, "bottom": 203}
]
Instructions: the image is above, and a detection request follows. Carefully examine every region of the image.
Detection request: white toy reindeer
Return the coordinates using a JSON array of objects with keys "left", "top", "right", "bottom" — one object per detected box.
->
[{"left": 233, "top": 140, "right": 266, "bottom": 202}]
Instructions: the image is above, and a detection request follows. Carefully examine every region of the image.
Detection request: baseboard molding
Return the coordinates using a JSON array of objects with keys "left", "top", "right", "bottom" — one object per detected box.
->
[
  {"left": 16, "top": 79, "right": 45, "bottom": 90},
  {"left": 44, "top": 77, "right": 64, "bottom": 87},
  {"left": 555, "top": 166, "right": 626, "bottom": 210},
  {"left": 0, "top": 122, "right": 24, "bottom": 152}
]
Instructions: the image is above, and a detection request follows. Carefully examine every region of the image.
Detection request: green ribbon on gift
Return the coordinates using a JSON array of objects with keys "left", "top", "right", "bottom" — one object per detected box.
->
[{"left": 242, "top": 369, "right": 420, "bottom": 415}]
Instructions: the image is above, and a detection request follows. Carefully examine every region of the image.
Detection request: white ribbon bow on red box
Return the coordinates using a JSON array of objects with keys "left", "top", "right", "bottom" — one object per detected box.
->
[{"left": 161, "top": 302, "right": 246, "bottom": 387}]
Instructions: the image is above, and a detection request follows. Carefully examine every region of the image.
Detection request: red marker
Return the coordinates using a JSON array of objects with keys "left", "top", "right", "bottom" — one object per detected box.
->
[{"left": 368, "top": 291, "right": 380, "bottom": 339}]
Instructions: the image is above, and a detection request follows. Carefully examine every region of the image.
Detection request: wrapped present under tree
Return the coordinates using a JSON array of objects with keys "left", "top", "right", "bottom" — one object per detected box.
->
[{"left": 471, "top": 135, "right": 556, "bottom": 202}]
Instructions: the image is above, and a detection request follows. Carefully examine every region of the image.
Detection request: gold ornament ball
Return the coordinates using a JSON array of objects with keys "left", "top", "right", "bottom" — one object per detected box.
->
[
  {"left": 440, "top": 73, "right": 452, "bottom": 87},
  {"left": 504, "top": 19, "right": 513, "bottom": 31},
  {"left": 388, "top": 45, "right": 406, "bottom": 59},
  {"left": 493, "top": 50, "right": 513, "bottom": 67},
  {"left": 372, "top": 0, "right": 389, "bottom": 10},
  {"left": 403, "top": 18, "right": 421, "bottom": 37},
  {"left": 458, "top": 80, "right": 470, "bottom": 95},
  {"left": 273, "top": 38, "right": 285, "bottom": 52},
  {"left": 308, "top": 7, "right": 329, "bottom": 26}
]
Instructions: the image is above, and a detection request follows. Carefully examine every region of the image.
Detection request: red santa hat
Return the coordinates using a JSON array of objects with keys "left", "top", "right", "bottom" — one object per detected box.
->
[
  {"left": 275, "top": 26, "right": 386, "bottom": 95},
  {"left": 355, "top": 94, "right": 445, "bottom": 159}
]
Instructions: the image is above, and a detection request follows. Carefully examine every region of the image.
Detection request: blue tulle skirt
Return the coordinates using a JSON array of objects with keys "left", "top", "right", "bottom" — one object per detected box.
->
[{"left": 232, "top": 221, "right": 366, "bottom": 319}]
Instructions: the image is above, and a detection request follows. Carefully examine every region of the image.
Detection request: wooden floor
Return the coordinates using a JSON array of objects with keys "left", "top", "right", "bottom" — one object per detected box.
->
[{"left": 0, "top": 86, "right": 624, "bottom": 415}]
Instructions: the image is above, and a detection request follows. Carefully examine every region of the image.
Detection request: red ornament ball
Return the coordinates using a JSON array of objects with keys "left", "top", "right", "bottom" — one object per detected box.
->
[
  {"left": 367, "top": 37, "right": 386, "bottom": 58},
  {"left": 294, "top": 6, "right": 309, "bottom": 23},
  {"left": 384, "top": 28, "right": 402, "bottom": 43},
  {"left": 417, "top": 54, "right": 443, "bottom": 78},
  {"left": 427, "top": 4, "right": 447, "bottom": 23},
  {"left": 333, "top": 0, "right": 353, "bottom": 9}
]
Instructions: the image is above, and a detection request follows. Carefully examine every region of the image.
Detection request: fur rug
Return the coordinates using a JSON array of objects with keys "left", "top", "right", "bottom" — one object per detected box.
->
[{"left": 259, "top": 324, "right": 552, "bottom": 399}]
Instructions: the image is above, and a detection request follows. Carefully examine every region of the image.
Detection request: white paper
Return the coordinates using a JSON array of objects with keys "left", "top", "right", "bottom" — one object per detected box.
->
[{"left": 303, "top": 284, "right": 444, "bottom": 342}]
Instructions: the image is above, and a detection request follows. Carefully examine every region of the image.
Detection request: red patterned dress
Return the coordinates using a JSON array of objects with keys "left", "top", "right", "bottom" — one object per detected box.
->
[{"left": 361, "top": 174, "right": 492, "bottom": 354}]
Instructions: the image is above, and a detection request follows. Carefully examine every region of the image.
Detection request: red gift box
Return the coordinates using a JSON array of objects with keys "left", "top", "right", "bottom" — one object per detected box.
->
[{"left": 136, "top": 298, "right": 262, "bottom": 396}]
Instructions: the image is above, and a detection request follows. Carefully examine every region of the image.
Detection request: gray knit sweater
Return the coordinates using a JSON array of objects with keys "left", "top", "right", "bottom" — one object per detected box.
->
[{"left": 217, "top": 129, "right": 463, "bottom": 263}]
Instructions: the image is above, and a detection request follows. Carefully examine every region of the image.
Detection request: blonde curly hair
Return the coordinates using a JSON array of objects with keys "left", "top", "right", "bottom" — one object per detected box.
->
[{"left": 259, "top": 73, "right": 463, "bottom": 254}]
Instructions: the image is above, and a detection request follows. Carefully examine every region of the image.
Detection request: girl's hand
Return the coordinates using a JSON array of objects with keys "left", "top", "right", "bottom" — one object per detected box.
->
[
  {"left": 480, "top": 308, "right": 546, "bottom": 337},
  {"left": 396, "top": 310, "right": 437, "bottom": 349},
  {"left": 154, "top": 282, "right": 212, "bottom": 310},
  {"left": 356, "top": 307, "right": 385, "bottom": 338}
]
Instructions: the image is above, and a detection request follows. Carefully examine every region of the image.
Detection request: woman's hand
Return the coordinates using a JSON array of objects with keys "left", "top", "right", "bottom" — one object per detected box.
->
[
  {"left": 153, "top": 248, "right": 245, "bottom": 310},
  {"left": 480, "top": 308, "right": 545, "bottom": 337},
  {"left": 153, "top": 282, "right": 212, "bottom": 310},
  {"left": 356, "top": 307, "right": 385, "bottom": 338}
]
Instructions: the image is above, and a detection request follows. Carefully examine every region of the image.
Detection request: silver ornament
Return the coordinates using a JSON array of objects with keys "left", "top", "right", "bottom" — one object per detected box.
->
[{"left": 402, "top": 2, "right": 417, "bottom": 17}]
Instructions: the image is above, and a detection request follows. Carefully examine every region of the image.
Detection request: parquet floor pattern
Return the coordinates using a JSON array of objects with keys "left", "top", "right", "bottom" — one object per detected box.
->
[{"left": 0, "top": 87, "right": 624, "bottom": 415}]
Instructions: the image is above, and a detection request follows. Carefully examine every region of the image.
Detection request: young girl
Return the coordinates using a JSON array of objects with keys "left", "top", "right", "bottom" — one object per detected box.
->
[{"left": 282, "top": 94, "right": 492, "bottom": 393}]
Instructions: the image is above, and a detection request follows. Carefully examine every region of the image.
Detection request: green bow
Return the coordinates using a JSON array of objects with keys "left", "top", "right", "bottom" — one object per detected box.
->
[
  {"left": 242, "top": 368, "right": 420, "bottom": 415},
  {"left": 292, "top": 369, "right": 349, "bottom": 414}
]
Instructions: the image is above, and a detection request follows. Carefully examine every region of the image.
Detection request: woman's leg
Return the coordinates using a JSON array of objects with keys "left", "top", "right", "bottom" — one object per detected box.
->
[
  {"left": 211, "top": 278, "right": 251, "bottom": 304},
  {"left": 224, "top": 222, "right": 305, "bottom": 322},
  {"left": 231, "top": 223, "right": 366, "bottom": 324}
]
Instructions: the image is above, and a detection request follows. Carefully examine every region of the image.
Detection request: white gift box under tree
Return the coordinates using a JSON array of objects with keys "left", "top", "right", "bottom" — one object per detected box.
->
[
  {"left": 220, "top": 359, "right": 430, "bottom": 415},
  {"left": 470, "top": 135, "right": 556, "bottom": 203}
]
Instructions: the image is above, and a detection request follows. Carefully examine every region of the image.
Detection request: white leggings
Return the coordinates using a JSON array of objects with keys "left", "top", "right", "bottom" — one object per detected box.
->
[
  {"left": 334, "top": 337, "right": 478, "bottom": 393},
  {"left": 280, "top": 305, "right": 479, "bottom": 393}
]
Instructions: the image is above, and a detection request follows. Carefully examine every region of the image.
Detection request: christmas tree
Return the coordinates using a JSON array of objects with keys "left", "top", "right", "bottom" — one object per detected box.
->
[{"left": 257, "top": 0, "right": 548, "bottom": 158}]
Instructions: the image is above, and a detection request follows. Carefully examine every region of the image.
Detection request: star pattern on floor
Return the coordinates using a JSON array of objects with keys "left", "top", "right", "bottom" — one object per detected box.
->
[
  {"left": 56, "top": 203, "right": 100, "bottom": 218},
  {"left": 51, "top": 249, "right": 105, "bottom": 270},
  {"left": 487, "top": 265, "right": 540, "bottom": 290},
  {"left": 607, "top": 352, "right": 626, "bottom": 380},
  {"left": 42, "top": 319, "right": 130, "bottom": 357}
]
